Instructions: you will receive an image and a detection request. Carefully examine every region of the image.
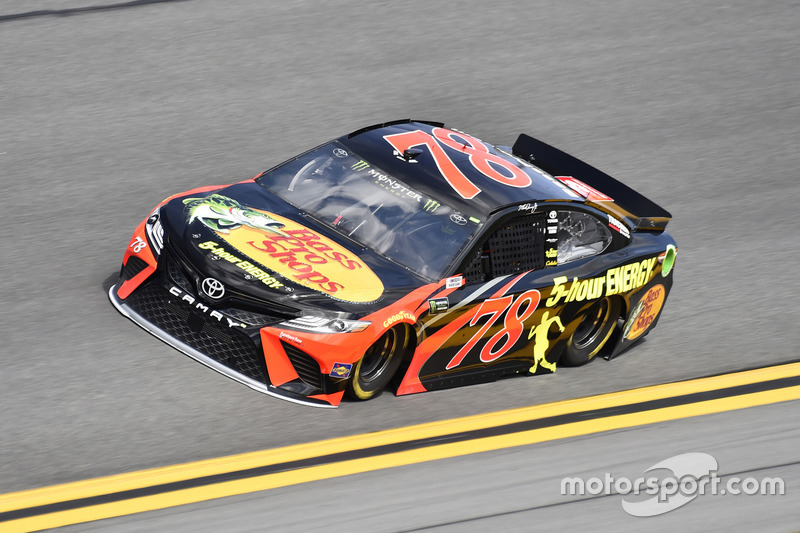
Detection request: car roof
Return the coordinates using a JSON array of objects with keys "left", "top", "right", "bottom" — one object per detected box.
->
[{"left": 338, "top": 120, "right": 580, "bottom": 219}]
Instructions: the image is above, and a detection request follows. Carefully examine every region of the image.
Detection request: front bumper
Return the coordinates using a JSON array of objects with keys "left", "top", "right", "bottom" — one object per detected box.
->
[{"left": 109, "top": 279, "right": 340, "bottom": 408}]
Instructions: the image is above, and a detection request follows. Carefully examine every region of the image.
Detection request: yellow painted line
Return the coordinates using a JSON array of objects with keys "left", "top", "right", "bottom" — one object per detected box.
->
[{"left": 2, "top": 362, "right": 800, "bottom": 532}]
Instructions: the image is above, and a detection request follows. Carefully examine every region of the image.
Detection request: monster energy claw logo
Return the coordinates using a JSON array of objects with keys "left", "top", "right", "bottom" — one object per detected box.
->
[
  {"left": 183, "top": 194, "right": 286, "bottom": 235},
  {"left": 424, "top": 199, "right": 441, "bottom": 212}
]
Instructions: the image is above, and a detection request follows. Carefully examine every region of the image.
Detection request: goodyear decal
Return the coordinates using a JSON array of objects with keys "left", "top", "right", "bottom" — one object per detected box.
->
[
  {"left": 186, "top": 196, "right": 384, "bottom": 303},
  {"left": 383, "top": 311, "right": 415, "bottom": 328},
  {"left": 546, "top": 257, "right": 657, "bottom": 307}
]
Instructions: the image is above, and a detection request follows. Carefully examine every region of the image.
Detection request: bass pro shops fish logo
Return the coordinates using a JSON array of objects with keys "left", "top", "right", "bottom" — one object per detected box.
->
[{"left": 184, "top": 194, "right": 286, "bottom": 235}]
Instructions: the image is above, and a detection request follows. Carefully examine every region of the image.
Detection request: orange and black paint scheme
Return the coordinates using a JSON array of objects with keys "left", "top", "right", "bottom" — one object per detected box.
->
[{"left": 110, "top": 120, "right": 677, "bottom": 408}]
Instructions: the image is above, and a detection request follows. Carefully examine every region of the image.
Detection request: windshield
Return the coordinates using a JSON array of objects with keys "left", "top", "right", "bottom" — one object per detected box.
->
[{"left": 255, "top": 142, "right": 482, "bottom": 280}]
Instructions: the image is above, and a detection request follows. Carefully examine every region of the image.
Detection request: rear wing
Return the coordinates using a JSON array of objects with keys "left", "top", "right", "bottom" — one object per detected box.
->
[{"left": 512, "top": 134, "right": 671, "bottom": 232}]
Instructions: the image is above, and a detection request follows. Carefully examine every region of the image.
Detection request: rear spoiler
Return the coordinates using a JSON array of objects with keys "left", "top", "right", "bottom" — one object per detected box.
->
[{"left": 512, "top": 134, "right": 671, "bottom": 232}]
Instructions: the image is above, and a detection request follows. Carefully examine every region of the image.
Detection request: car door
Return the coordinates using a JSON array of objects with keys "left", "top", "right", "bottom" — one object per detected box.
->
[
  {"left": 402, "top": 205, "right": 621, "bottom": 393},
  {"left": 404, "top": 210, "right": 548, "bottom": 391}
]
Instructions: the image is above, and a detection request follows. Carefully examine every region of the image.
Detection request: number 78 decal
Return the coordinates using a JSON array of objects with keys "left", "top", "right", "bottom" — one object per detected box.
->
[
  {"left": 383, "top": 127, "right": 532, "bottom": 199},
  {"left": 446, "top": 289, "right": 541, "bottom": 369}
]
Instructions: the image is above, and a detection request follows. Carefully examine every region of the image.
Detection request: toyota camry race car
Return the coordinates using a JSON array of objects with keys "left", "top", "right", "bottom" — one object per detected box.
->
[{"left": 110, "top": 120, "right": 677, "bottom": 408}]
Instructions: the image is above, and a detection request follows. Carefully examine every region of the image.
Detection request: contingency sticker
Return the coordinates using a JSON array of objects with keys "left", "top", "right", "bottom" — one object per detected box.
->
[
  {"left": 330, "top": 362, "right": 353, "bottom": 379},
  {"left": 446, "top": 275, "right": 464, "bottom": 289}
]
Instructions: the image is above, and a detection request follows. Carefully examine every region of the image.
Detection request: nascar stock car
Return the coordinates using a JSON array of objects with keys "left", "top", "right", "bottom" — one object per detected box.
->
[{"left": 109, "top": 119, "right": 677, "bottom": 408}]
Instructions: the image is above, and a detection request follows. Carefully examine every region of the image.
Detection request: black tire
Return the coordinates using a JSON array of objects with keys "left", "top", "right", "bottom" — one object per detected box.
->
[
  {"left": 561, "top": 297, "right": 621, "bottom": 366},
  {"left": 347, "top": 325, "right": 409, "bottom": 400}
]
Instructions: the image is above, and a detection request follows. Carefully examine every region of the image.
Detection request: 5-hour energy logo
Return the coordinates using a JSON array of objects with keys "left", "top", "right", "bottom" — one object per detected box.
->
[
  {"left": 198, "top": 241, "right": 284, "bottom": 289},
  {"left": 546, "top": 257, "right": 658, "bottom": 307}
]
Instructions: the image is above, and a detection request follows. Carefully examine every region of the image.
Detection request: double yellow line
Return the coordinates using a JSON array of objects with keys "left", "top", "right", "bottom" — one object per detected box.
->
[{"left": 3, "top": 362, "right": 800, "bottom": 532}]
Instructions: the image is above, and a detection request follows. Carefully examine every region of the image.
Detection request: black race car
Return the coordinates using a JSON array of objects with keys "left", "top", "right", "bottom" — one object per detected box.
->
[{"left": 110, "top": 120, "right": 677, "bottom": 407}]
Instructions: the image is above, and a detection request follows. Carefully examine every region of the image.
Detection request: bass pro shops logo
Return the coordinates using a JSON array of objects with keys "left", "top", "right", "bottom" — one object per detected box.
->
[
  {"left": 186, "top": 195, "right": 385, "bottom": 304},
  {"left": 184, "top": 194, "right": 286, "bottom": 235},
  {"left": 623, "top": 284, "right": 666, "bottom": 340}
]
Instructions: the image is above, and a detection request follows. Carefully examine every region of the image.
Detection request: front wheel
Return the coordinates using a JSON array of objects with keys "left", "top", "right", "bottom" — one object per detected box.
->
[
  {"left": 561, "top": 297, "right": 621, "bottom": 366},
  {"left": 347, "top": 325, "right": 409, "bottom": 401}
]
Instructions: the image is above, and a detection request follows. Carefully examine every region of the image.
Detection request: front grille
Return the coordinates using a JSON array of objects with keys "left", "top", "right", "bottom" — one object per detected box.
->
[
  {"left": 281, "top": 341, "right": 322, "bottom": 389},
  {"left": 127, "top": 283, "right": 267, "bottom": 384},
  {"left": 487, "top": 213, "right": 545, "bottom": 276},
  {"left": 163, "top": 244, "right": 300, "bottom": 324},
  {"left": 122, "top": 256, "right": 149, "bottom": 281},
  {"left": 219, "top": 307, "right": 283, "bottom": 327},
  {"left": 166, "top": 253, "right": 194, "bottom": 293}
]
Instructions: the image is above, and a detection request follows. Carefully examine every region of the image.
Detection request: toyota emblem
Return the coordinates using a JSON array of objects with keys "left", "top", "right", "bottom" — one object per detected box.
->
[
  {"left": 450, "top": 213, "right": 467, "bottom": 226},
  {"left": 201, "top": 277, "right": 225, "bottom": 299}
]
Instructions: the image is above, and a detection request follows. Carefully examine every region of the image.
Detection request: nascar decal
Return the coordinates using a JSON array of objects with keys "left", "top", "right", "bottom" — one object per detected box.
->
[
  {"left": 185, "top": 195, "right": 384, "bottom": 303},
  {"left": 445, "top": 275, "right": 464, "bottom": 289},
  {"left": 623, "top": 284, "right": 666, "bottom": 340}
]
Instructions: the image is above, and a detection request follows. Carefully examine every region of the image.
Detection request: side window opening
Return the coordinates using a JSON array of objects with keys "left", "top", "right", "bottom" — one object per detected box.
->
[
  {"left": 462, "top": 213, "right": 546, "bottom": 284},
  {"left": 461, "top": 208, "right": 615, "bottom": 284},
  {"left": 557, "top": 210, "right": 612, "bottom": 265}
]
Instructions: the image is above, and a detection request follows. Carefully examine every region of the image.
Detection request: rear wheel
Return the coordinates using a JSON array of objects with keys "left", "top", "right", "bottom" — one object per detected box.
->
[
  {"left": 347, "top": 325, "right": 409, "bottom": 400},
  {"left": 561, "top": 297, "right": 620, "bottom": 366}
]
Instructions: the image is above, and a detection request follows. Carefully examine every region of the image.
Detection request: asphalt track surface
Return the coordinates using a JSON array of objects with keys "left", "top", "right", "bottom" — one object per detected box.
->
[{"left": 1, "top": 0, "right": 798, "bottom": 529}]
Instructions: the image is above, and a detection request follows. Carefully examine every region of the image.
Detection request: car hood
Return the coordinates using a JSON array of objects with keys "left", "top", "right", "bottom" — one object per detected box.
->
[{"left": 159, "top": 180, "right": 427, "bottom": 317}]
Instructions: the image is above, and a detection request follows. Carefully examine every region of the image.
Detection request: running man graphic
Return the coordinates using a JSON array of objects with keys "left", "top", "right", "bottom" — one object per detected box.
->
[{"left": 528, "top": 311, "right": 563, "bottom": 373}]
